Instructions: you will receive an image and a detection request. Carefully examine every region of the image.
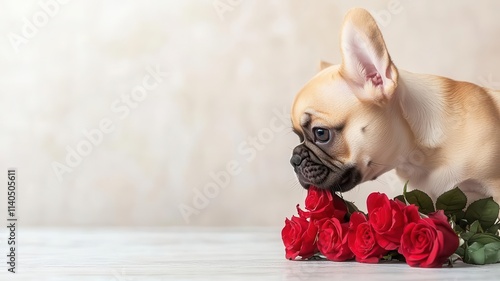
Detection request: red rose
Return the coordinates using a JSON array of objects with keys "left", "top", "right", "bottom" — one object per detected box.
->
[
  {"left": 348, "top": 212, "right": 388, "bottom": 263},
  {"left": 403, "top": 204, "right": 421, "bottom": 224},
  {"left": 282, "top": 215, "right": 318, "bottom": 260},
  {"left": 399, "top": 210, "right": 459, "bottom": 268},
  {"left": 317, "top": 218, "right": 354, "bottom": 261},
  {"left": 367, "top": 193, "right": 407, "bottom": 250},
  {"left": 297, "top": 186, "right": 347, "bottom": 221}
]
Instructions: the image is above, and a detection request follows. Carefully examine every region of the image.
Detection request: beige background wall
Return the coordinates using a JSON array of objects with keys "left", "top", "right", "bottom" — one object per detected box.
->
[{"left": 1, "top": 0, "right": 499, "bottom": 227}]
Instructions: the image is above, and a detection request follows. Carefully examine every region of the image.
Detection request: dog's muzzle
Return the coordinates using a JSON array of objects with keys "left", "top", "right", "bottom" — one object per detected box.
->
[{"left": 290, "top": 144, "right": 361, "bottom": 192}]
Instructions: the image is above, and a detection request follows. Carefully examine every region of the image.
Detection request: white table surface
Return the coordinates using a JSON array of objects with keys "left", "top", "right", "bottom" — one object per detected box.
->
[{"left": 1, "top": 228, "right": 499, "bottom": 280}]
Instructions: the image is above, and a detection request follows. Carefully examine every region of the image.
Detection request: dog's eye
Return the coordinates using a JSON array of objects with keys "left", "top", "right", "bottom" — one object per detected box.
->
[{"left": 313, "top": 127, "right": 330, "bottom": 143}]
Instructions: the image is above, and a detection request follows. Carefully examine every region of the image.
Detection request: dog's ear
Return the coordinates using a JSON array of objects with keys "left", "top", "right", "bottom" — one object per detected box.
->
[
  {"left": 318, "top": 61, "right": 333, "bottom": 71},
  {"left": 339, "top": 8, "right": 398, "bottom": 104}
]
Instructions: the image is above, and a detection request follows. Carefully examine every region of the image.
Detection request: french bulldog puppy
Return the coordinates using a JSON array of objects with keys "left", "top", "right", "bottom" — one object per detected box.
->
[{"left": 290, "top": 8, "right": 500, "bottom": 205}]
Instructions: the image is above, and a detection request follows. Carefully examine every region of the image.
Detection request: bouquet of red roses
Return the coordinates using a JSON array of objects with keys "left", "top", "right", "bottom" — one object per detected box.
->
[{"left": 282, "top": 185, "right": 500, "bottom": 267}]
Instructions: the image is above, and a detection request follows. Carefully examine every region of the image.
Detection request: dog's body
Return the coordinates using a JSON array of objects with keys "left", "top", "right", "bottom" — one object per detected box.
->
[{"left": 290, "top": 8, "right": 500, "bottom": 205}]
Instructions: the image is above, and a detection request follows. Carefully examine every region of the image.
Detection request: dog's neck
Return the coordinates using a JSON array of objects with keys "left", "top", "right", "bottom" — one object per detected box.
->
[
  {"left": 388, "top": 70, "right": 451, "bottom": 177},
  {"left": 395, "top": 70, "right": 449, "bottom": 149}
]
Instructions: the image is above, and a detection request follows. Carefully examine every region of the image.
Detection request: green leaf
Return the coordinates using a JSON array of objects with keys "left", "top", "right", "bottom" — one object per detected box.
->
[
  {"left": 469, "top": 220, "right": 483, "bottom": 235},
  {"left": 394, "top": 195, "right": 406, "bottom": 204},
  {"left": 435, "top": 187, "right": 467, "bottom": 215},
  {"left": 404, "top": 189, "right": 435, "bottom": 214},
  {"left": 454, "top": 224, "right": 464, "bottom": 233},
  {"left": 464, "top": 242, "right": 500, "bottom": 265},
  {"left": 484, "top": 242, "right": 500, "bottom": 264},
  {"left": 465, "top": 242, "right": 486, "bottom": 265},
  {"left": 464, "top": 197, "right": 500, "bottom": 230},
  {"left": 454, "top": 210, "right": 465, "bottom": 221},
  {"left": 468, "top": 233, "right": 500, "bottom": 245},
  {"left": 461, "top": 231, "right": 476, "bottom": 241},
  {"left": 487, "top": 224, "right": 500, "bottom": 235}
]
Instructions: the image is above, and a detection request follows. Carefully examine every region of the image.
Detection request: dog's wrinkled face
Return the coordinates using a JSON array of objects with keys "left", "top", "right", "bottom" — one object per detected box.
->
[
  {"left": 290, "top": 8, "right": 409, "bottom": 193},
  {"left": 290, "top": 65, "right": 402, "bottom": 192}
]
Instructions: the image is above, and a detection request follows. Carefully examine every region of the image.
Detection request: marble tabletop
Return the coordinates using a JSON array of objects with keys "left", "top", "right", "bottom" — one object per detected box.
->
[{"left": 1, "top": 227, "right": 499, "bottom": 280}]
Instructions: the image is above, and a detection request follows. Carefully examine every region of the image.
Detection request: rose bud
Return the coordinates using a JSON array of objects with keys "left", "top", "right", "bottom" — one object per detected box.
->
[
  {"left": 317, "top": 218, "right": 354, "bottom": 261},
  {"left": 282, "top": 215, "right": 318, "bottom": 260},
  {"left": 348, "top": 212, "right": 388, "bottom": 263},
  {"left": 297, "top": 186, "right": 347, "bottom": 222}
]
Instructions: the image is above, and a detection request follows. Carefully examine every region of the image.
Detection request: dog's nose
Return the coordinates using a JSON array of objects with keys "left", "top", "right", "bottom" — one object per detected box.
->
[{"left": 290, "top": 154, "right": 302, "bottom": 167}]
